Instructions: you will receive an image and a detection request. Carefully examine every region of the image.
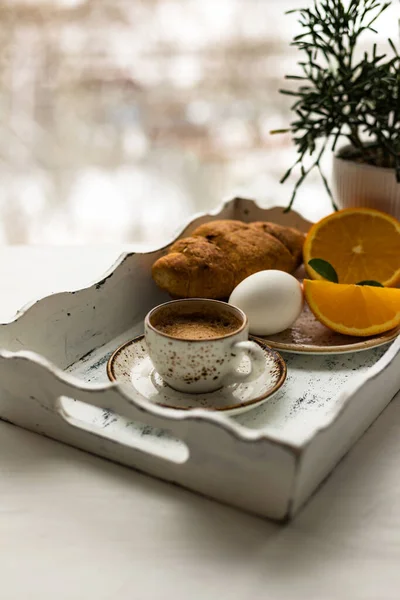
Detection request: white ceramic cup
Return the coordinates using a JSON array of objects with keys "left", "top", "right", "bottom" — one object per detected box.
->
[{"left": 144, "top": 299, "right": 266, "bottom": 394}]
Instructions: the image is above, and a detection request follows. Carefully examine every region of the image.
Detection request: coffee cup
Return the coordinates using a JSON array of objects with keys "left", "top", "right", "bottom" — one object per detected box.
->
[{"left": 144, "top": 298, "right": 265, "bottom": 394}]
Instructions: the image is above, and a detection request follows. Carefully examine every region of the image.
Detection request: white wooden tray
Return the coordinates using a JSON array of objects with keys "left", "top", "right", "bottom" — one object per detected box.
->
[{"left": 0, "top": 197, "right": 399, "bottom": 521}]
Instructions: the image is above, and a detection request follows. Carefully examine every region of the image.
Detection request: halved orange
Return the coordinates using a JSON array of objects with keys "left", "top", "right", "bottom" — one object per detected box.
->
[
  {"left": 304, "top": 208, "right": 400, "bottom": 287},
  {"left": 304, "top": 279, "right": 400, "bottom": 336}
]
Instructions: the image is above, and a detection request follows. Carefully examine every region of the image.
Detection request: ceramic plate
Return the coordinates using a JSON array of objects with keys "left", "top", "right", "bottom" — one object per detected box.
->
[
  {"left": 257, "top": 303, "right": 400, "bottom": 355},
  {"left": 107, "top": 335, "right": 287, "bottom": 416}
]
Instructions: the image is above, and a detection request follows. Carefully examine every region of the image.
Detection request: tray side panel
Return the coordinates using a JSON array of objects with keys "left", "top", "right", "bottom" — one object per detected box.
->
[
  {"left": 0, "top": 252, "right": 168, "bottom": 369},
  {"left": 291, "top": 337, "right": 400, "bottom": 516},
  {"left": 0, "top": 352, "right": 298, "bottom": 521}
]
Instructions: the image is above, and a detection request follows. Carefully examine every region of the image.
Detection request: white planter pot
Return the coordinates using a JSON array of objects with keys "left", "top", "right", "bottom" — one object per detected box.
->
[{"left": 332, "top": 146, "right": 400, "bottom": 219}]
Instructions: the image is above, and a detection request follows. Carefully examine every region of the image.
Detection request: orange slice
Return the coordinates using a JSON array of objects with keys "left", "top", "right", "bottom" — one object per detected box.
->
[
  {"left": 303, "top": 279, "right": 400, "bottom": 336},
  {"left": 303, "top": 208, "right": 400, "bottom": 287}
]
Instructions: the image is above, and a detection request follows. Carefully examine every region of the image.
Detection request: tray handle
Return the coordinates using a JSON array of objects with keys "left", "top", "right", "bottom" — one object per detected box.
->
[
  {"left": 55, "top": 389, "right": 190, "bottom": 465},
  {"left": 0, "top": 353, "right": 195, "bottom": 467}
]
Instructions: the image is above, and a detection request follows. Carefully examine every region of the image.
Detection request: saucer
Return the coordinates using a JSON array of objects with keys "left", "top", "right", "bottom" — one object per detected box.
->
[{"left": 107, "top": 335, "right": 287, "bottom": 416}]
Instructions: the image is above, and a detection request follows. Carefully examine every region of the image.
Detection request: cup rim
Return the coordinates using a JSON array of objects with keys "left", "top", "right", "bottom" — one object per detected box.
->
[{"left": 145, "top": 298, "right": 248, "bottom": 342}]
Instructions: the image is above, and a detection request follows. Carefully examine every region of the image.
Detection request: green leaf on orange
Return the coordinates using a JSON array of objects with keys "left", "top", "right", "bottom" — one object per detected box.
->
[
  {"left": 356, "top": 280, "right": 384, "bottom": 287},
  {"left": 308, "top": 258, "right": 338, "bottom": 283}
]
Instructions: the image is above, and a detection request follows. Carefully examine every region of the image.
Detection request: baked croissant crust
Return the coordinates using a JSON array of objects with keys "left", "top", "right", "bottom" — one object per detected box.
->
[{"left": 152, "top": 220, "right": 305, "bottom": 299}]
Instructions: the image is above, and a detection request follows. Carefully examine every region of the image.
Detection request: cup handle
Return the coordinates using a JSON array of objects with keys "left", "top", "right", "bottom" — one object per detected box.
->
[{"left": 223, "top": 340, "right": 265, "bottom": 386}]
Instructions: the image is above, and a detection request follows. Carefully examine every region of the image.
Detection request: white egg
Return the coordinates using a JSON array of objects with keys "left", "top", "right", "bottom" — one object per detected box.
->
[{"left": 229, "top": 270, "right": 304, "bottom": 335}]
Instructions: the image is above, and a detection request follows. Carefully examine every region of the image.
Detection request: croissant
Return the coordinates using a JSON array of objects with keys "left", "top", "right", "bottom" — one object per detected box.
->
[{"left": 152, "top": 220, "right": 305, "bottom": 299}]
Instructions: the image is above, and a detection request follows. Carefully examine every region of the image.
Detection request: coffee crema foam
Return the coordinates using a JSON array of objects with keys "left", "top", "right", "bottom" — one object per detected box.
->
[{"left": 156, "top": 313, "right": 241, "bottom": 340}]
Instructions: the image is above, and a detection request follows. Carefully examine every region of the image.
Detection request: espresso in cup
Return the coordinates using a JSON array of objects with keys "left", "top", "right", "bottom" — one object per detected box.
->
[
  {"left": 153, "top": 312, "right": 242, "bottom": 340},
  {"left": 145, "top": 299, "right": 265, "bottom": 394}
]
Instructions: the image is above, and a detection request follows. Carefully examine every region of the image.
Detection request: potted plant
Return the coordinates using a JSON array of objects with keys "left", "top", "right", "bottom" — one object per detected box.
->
[{"left": 273, "top": 0, "right": 400, "bottom": 216}]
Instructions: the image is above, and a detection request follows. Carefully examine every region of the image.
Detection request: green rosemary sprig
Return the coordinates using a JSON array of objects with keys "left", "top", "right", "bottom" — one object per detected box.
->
[{"left": 272, "top": 0, "right": 400, "bottom": 211}]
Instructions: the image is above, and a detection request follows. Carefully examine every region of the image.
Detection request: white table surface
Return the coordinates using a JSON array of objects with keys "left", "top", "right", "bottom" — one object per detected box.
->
[{"left": 1, "top": 244, "right": 400, "bottom": 600}]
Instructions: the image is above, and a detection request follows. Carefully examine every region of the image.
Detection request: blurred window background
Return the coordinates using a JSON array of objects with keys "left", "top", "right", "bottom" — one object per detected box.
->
[{"left": 0, "top": 0, "right": 397, "bottom": 244}]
